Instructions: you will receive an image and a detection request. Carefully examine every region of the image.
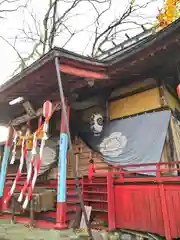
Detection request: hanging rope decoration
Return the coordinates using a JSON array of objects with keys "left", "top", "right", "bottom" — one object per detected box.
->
[
  {"left": 4, "top": 102, "right": 58, "bottom": 208},
  {"left": 10, "top": 134, "right": 18, "bottom": 164},
  {"left": 4, "top": 137, "right": 26, "bottom": 205},
  {"left": 22, "top": 101, "right": 52, "bottom": 209},
  {"left": 22, "top": 114, "right": 49, "bottom": 209},
  {"left": 18, "top": 118, "right": 41, "bottom": 203}
]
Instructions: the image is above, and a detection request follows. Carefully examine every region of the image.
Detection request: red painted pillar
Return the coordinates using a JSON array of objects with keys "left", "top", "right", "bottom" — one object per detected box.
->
[
  {"left": 55, "top": 103, "right": 70, "bottom": 229},
  {"left": 159, "top": 184, "right": 172, "bottom": 240},
  {"left": 157, "top": 164, "right": 172, "bottom": 240},
  {"left": 107, "top": 172, "right": 115, "bottom": 230}
]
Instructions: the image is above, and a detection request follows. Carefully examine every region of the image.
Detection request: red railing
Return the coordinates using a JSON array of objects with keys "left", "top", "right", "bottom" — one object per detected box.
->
[
  {"left": 90, "top": 161, "right": 180, "bottom": 240},
  {"left": 93, "top": 161, "right": 180, "bottom": 183},
  {"left": 2, "top": 161, "right": 180, "bottom": 239}
]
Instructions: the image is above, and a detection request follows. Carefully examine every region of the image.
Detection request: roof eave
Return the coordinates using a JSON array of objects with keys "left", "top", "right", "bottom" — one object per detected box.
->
[
  {"left": 0, "top": 48, "right": 108, "bottom": 93},
  {"left": 108, "top": 18, "right": 180, "bottom": 65}
]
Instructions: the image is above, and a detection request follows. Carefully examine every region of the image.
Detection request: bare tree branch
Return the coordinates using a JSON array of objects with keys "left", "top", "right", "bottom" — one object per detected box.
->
[
  {"left": 91, "top": 0, "right": 157, "bottom": 57},
  {"left": 0, "top": 0, "right": 28, "bottom": 14},
  {"left": 1, "top": 0, "right": 158, "bottom": 75},
  {"left": 0, "top": 35, "right": 27, "bottom": 73}
]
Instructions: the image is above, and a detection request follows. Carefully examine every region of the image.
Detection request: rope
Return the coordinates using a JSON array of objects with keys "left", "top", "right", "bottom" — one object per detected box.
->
[
  {"left": 15, "top": 103, "right": 59, "bottom": 141},
  {"left": 4, "top": 137, "right": 26, "bottom": 205},
  {"left": 10, "top": 134, "right": 18, "bottom": 164},
  {"left": 22, "top": 119, "right": 49, "bottom": 209},
  {"left": 4, "top": 104, "right": 58, "bottom": 207},
  {"left": 18, "top": 133, "right": 37, "bottom": 203}
]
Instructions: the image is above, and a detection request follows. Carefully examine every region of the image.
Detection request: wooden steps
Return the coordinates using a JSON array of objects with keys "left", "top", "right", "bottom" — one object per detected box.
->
[{"left": 3, "top": 175, "right": 112, "bottom": 230}]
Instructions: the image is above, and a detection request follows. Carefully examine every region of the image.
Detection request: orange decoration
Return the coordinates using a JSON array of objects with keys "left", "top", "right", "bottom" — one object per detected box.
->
[{"left": 156, "top": 0, "right": 180, "bottom": 29}]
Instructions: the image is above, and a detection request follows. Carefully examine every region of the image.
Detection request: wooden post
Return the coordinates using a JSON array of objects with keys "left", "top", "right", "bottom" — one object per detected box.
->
[
  {"left": 55, "top": 57, "right": 94, "bottom": 239},
  {"left": 30, "top": 198, "right": 34, "bottom": 227},
  {"left": 107, "top": 172, "right": 115, "bottom": 230},
  {"left": 10, "top": 196, "right": 15, "bottom": 224},
  {"left": 56, "top": 104, "right": 70, "bottom": 229},
  {"left": 159, "top": 184, "right": 172, "bottom": 240}
]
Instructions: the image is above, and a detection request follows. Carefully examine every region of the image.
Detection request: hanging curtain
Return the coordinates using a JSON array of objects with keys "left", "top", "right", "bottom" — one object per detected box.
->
[{"left": 79, "top": 110, "right": 171, "bottom": 174}]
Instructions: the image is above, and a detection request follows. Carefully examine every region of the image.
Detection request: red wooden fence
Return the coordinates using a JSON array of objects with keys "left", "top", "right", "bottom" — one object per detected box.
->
[
  {"left": 92, "top": 161, "right": 180, "bottom": 240},
  {"left": 2, "top": 161, "right": 180, "bottom": 240}
]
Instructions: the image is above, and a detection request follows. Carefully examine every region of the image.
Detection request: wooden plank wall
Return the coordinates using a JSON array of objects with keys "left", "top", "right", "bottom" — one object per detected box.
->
[
  {"left": 109, "top": 87, "right": 162, "bottom": 120},
  {"left": 110, "top": 78, "right": 157, "bottom": 99},
  {"left": 69, "top": 138, "right": 109, "bottom": 177}
]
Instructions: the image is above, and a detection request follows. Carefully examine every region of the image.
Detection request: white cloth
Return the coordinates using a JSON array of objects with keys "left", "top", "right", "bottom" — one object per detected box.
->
[{"left": 26, "top": 145, "right": 56, "bottom": 176}]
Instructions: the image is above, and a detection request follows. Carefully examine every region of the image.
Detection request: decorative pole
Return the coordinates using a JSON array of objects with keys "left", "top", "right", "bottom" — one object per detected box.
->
[
  {"left": 23, "top": 101, "right": 52, "bottom": 210},
  {"left": 55, "top": 57, "right": 94, "bottom": 240},
  {"left": 56, "top": 102, "right": 70, "bottom": 229},
  {"left": 55, "top": 56, "right": 94, "bottom": 240},
  {"left": 0, "top": 126, "right": 13, "bottom": 209}
]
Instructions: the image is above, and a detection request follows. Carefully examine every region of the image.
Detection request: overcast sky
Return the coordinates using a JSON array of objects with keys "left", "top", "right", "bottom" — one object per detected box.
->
[
  {"left": 0, "top": 0, "right": 163, "bottom": 84},
  {"left": 0, "top": 0, "right": 163, "bottom": 141}
]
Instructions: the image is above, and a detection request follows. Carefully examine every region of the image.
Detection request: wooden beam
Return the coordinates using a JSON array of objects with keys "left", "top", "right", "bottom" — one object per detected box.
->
[
  {"left": 60, "top": 64, "right": 109, "bottom": 80},
  {"left": 11, "top": 97, "right": 101, "bottom": 126},
  {"left": 22, "top": 101, "right": 36, "bottom": 117},
  {"left": 12, "top": 102, "right": 61, "bottom": 126}
]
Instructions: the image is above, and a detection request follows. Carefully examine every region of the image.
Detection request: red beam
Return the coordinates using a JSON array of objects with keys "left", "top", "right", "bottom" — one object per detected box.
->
[{"left": 60, "top": 64, "right": 109, "bottom": 80}]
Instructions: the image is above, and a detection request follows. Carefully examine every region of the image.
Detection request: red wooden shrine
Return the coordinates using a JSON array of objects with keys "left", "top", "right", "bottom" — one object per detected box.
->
[{"left": 0, "top": 19, "right": 180, "bottom": 240}]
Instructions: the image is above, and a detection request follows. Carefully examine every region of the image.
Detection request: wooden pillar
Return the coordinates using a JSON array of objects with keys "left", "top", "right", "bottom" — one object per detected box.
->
[
  {"left": 55, "top": 104, "right": 70, "bottom": 229},
  {"left": 156, "top": 164, "right": 172, "bottom": 240},
  {"left": 107, "top": 172, "right": 115, "bottom": 230}
]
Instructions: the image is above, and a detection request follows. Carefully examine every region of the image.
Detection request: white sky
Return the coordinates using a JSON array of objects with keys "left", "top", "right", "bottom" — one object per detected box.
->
[
  {"left": 0, "top": 126, "right": 8, "bottom": 142},
  {"left": 0, "top": 0, "right": 163, "bottom": 142}
]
